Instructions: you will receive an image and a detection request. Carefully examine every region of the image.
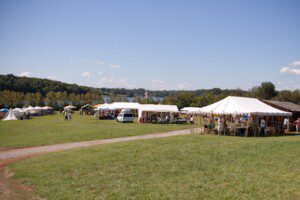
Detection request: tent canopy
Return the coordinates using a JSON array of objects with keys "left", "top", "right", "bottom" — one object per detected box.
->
[
  {"left": 42, "top": 106, "right": 53, "bottom": 110},
  {"left": 181, "top": 107, "right": 202, "bottom": 114},
  {"left": 2, "top": 108, "right": 18, "bottom": 121},
  {"left": 199, "top": 96, "right": 292, "bottom": 116},
  {"left": 111, "top": 102, "right": 140, "bottom": 110},
  {"left": 64, "top": 105, "right": 76, "bottom": 109},
  {"left": 138, "top": 104, "right": 179, "bottom": 120},
  {"left": 96, "top": 103, "right": 114, "bottom": 111}
]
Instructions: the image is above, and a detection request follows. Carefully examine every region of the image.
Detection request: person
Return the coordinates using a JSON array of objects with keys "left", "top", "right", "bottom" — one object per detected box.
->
[
  {"left": 295, "top": 118, "right": 300, "bottom": 132},
  {"left": 64, "top": 111, "right": 68, "bottom": 121},
  {"left": 283, "top": 118, "right": 289, "bottom": 131},
  {"left": 217, "top": 117, "right": 222, "bottom": 135},
  {"left": 190, "top": 115, "right": 194, "bottom": 125},
  {"left": 260, "top": 118, "right": 266, "bottom": 136},
  {"left": 165, "top": 115, "right": 169, "bottom": 123}
]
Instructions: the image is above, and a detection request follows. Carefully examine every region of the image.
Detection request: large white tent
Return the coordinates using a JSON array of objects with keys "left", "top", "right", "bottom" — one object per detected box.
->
[
  {"left": 181, "top": 107, "right": 202, "bottom": 114},
  {"left": 199, "top": 96, "right": 292, "bottom": 116},
  {"left": 138, "top": 104, "right": 179, "bottom": 121},
  {"left": 2, "top": 108, "right": 18, "bottom": 121}
]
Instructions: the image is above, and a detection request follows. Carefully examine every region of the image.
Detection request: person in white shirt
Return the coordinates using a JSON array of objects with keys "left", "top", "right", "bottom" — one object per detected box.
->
[
  {"left": 217, "top": 117, "right": 222, "bottom": 135},
  {"left": 260, "top": 119, "right": 266, "bottom": 136}
]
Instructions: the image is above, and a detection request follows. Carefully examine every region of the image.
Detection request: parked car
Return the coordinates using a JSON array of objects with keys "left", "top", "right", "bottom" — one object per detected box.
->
[{"left": 117, "top": 113, "right": 134, "bottom": 123}]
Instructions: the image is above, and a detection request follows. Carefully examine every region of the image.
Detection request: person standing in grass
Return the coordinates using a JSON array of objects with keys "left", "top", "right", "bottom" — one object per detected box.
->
[
  {"left": 63, "top": 111, "right": 68, "bottom": 121},
  {"left": 189, "top": 115, "right": 194, "bottom": 125},
  {"left": 217, "top": 117, "right": 222, "bottom": 135},
  {"left": 295, "top": 118, "right": 300, "bottom": 132},
  {"left": 260, "top": 118, "right": 266, "bottom": 136}
]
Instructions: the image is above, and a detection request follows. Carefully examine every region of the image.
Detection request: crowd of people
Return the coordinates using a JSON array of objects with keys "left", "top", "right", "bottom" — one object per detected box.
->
[{"left": 186, "top": 114, "right": 300, "bottom": 136}]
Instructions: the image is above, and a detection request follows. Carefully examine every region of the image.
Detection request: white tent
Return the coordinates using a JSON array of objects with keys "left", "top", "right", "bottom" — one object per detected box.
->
[
  {"left": 181, "top": 107, "right": 202, "bottom": 114},
  {"left": 111, "top": 102, "right": 140, "bottom": 110},
  {"left": 96, "top": 103, "right": 114, "bottom": 111},
  {"left": 138, "top": 104, "right": 179, "bottom": 120},
  {"left": 64, "top": 105, "right": 76, "bottom": 109},
  {"left": 2, "top": 108, "right": 18, "bottom": 121},
  {"left": 199, "top": 96, "right": 292, "bottom": 116},
  {"left": 27, "top": 106, "right": 35, "bottom": 111}
]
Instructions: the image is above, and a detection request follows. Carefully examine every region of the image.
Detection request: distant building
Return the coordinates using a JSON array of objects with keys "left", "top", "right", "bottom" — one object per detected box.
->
[{"left": 262, "top": 100, "right": 300, "bottom": 120}]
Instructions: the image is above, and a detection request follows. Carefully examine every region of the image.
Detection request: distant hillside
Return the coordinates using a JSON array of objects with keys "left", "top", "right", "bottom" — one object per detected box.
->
[
  {"left": 0, "top": 74, "right": 100, "bottom": 96},
  {"left": 0, "top": 74, "right": 249, "bottom": 98}
]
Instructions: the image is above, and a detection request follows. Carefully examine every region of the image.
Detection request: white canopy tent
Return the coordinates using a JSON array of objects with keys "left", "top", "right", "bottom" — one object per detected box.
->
[
  {"left": 181, "top": 107, "right": 202, "bottom": 114},
  {"left": 96, "top": 103, "right": 115, "bottom": 111},
  {"left": 199, "top": 96, "right": 292, "bottom": 116},
  {"left": 111, "top": 102, "right": 140, "bottom": 110},
  {"left": 27, "top": 106, "right": 35, "bottom": 111},
  {"left": 138, "top": 104, "right": 179, "bottom": 121},
  {"left": 64, "top": 105, "right": 76, "bottom": 109},
  {"left": 2, "top": 108, "right": 18, "bottom": 121}
]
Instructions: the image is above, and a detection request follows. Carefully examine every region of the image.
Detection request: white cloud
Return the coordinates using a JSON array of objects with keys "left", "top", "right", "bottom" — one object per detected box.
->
[
  {"left": 280, "top": 60, "right": 300, "bottom": 75},
  {"left": 82, "top": 71, "right": 91, "bottom": 78},
  {"left": 290, "top": 60, "right": 300, "bottom": 66},
  {"left": 109, "top": 64, "right": 121, "bottom": 69},
  {"left": 19, "top": 71, "right": 31, "bottom": 77},
  {"left": 280, "top": 67, "right": 300, "bottom": 75},
  {"left": 177, "top": 82, "right": 194, "bottom": 90},
  {"left": 97, "top": 71, "right": 133, "bottom": 88}
]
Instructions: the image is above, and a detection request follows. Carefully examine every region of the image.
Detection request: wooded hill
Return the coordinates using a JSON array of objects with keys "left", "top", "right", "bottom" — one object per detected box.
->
[{"left": 0, "top": 74, "right": 299, "bottom": 109}]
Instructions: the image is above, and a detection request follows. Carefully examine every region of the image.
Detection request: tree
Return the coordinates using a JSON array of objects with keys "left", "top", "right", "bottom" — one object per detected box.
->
[{"left": 258, "top": 82, "right": 277, "bottom": 99}]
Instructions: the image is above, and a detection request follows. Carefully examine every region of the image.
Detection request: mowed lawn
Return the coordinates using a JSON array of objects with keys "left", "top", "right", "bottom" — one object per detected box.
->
[
  {"left": 10, "top": 135, "right": 300, "bottom": 199},
  {"left": 0, "top": 113, "right": 189, "bottom": 148}
]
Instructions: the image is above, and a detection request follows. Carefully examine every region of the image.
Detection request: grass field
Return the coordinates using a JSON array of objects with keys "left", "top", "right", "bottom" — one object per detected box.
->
[
  {"left": 10, "top": 134, "right": 300, "bottom": 199},
  {"left": 0, "top": 113, "right": 189, "bottom": 148}
]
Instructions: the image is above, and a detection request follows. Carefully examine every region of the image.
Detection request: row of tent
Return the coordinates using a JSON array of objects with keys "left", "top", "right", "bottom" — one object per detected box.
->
[
  {"left": 1, "top": 106, "right": 55, "bottom": 121},
  {"left": 95, "top": 96, "right": 292, "bottom": 121},
  {"left": 1, "top": 96, "right": 294, "bottom": 121}
]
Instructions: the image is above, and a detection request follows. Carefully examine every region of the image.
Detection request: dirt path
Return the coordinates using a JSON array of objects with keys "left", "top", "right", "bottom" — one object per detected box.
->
[
  {"left": 0, "top": 129, "right": 191, "bottom": 160},
  {"left": 0, "top": 129, "right": 192, "bottom": 199}
]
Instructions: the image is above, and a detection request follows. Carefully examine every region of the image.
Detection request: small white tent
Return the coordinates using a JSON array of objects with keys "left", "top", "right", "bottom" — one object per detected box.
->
[
  {"left": 138, "top": 104, "right": 179, "bottom": 121},
  {"left": 2, "top": 108, "right": 18, "bottom": 121},
  {"left": 199, "top": 96, "right": 292, "bottom": 116},
  {"left": 111, "top": 102, "right": 140, "bottom": 110}
]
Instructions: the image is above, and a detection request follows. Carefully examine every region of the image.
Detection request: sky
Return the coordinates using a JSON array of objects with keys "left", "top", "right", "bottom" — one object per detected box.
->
[{"left": 0, "top": 0, "right": 299, "bottom": 91}]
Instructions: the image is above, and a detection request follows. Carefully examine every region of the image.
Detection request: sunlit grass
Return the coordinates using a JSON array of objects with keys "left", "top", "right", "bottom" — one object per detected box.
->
[
  {"left": 0, "top": 113, "right": 189, "bottom": 148},
  {"left": 10, "top": 134, "right": 300, "bottom": 199}
]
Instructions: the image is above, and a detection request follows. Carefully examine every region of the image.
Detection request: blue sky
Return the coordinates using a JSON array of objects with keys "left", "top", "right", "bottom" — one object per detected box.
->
[{"left": 0, "top": 0, "right": 299, "bottom": 90}]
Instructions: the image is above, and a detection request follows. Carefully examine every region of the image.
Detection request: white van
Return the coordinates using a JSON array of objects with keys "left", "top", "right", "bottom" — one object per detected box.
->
[{"left": 117, "top": 113, "right": 134, "bottom": 123}]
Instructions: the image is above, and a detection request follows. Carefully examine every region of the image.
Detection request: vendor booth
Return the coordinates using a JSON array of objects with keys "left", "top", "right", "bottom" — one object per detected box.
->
[
  {"left": 111, "top": 102, "right": 140, "bottom": 117},
  {"left": 199, "top": 96, "right": 292, "bottom": 136},
  {"left": 138, "top": 104, "right": 180, "bottom": 124},
  {"left": 95, "top": 103, "right": 115, "bottom": 119}
]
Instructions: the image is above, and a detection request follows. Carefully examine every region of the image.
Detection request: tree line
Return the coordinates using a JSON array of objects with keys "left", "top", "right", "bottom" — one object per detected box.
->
[
  {"left": 0, "top": 74, "right": 299, "bottom": 110},
  {"left": 0, "top": 90, "right": 103, "bottom": 110},
  {"left": 162, "top": 82, "right": 300, "bottom": 109}
]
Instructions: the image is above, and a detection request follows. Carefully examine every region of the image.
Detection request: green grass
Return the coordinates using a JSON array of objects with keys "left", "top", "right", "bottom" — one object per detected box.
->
[
  {"left": 10, "top": 134, "right": 300, "bottom": 199},
  {"left": 0, "top": 113, "right": 189, "bottom": 148}
]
